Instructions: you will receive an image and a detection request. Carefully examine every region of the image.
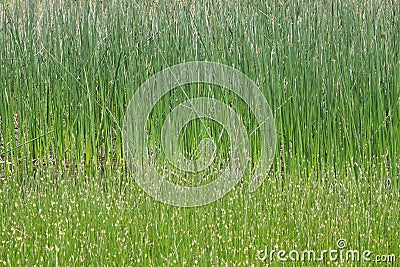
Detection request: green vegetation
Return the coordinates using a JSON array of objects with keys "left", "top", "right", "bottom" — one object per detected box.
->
[{"left": 1, "top": 0, "right": 399, "bottom": 265}]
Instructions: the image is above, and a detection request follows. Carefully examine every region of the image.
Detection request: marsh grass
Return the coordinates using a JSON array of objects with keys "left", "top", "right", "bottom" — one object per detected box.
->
[{"left": 0, "top": 0, "right": 399, "bottom": 265}]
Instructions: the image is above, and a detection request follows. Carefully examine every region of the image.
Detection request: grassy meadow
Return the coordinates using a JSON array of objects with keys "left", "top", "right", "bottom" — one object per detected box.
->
[{"left": 1, "top": 0, "right": 399, "bottom": 265}]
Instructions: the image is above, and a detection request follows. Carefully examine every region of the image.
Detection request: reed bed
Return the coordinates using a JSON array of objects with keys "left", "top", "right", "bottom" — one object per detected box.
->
[{"left": 0, "top": 0, "right": 399, "bottom": 265}]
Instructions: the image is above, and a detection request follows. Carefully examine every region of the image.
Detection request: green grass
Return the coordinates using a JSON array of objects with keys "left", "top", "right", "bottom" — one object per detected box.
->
[{"left": 1, "top": 0, "right": 399, "bottom": 265}]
